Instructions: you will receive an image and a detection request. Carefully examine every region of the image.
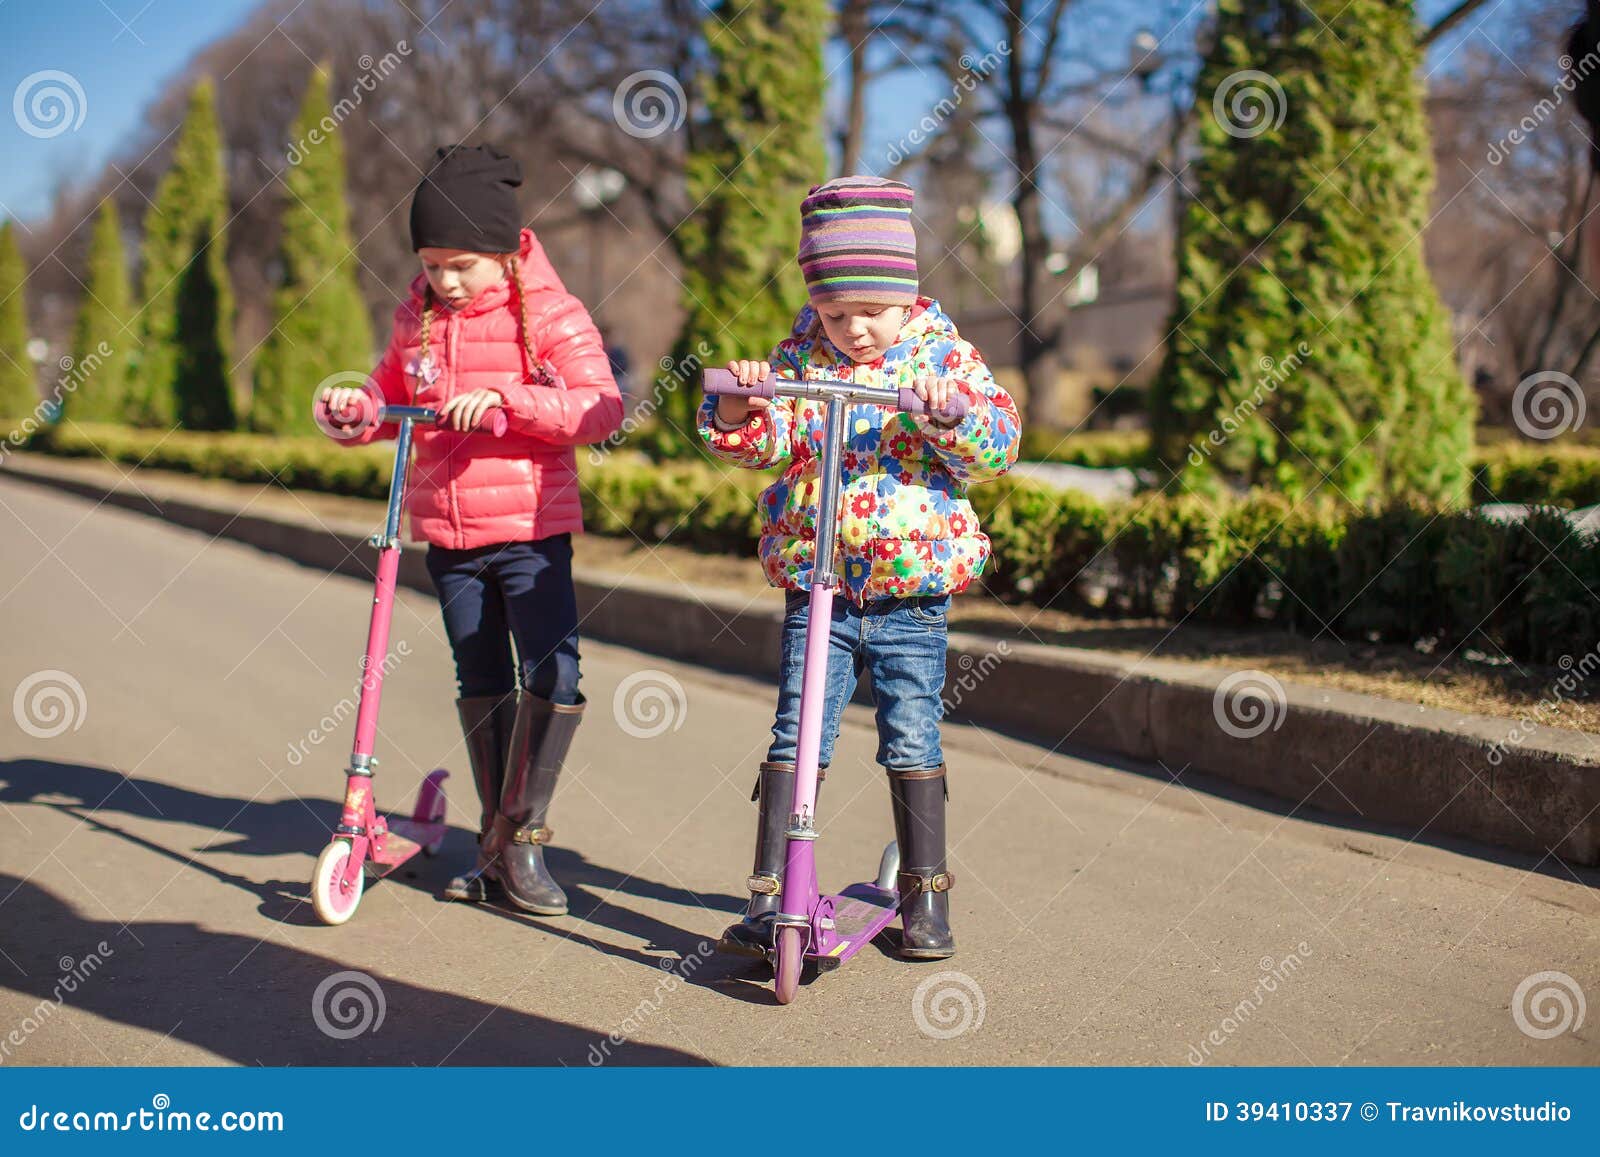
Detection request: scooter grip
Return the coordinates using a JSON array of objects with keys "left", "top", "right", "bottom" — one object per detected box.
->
[
  {"left": 314, "top": 392, "right": 379, "bottom": 433},
  {"left": 898, "top": 386, "right": 970, "bottom": 425},
  {"left": 702, "top": 367, "right": 776, "bottom": 400},
  {"left": 428, "top": 407, "right": 507, "bottom": 435}
]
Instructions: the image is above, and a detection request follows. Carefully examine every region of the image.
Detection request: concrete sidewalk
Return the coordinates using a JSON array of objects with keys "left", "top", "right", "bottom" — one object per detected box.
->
[
  {"left": 5, "top": 449, "right": 1597, "bottom": 867},
  {"left": 2, "top": 470, "right": 1595, "bottom": 1065}
]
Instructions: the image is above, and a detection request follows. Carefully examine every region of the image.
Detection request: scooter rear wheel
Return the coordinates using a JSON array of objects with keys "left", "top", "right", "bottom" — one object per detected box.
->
[
  {"left": 311, "top": 841, "right": 364, "bottom": 925},
  {"left": 419, "top": 777, "right": 448, "bottom": 857},
  {"left": 774, "top": 926, "right": 803, "bottom": 1005}
]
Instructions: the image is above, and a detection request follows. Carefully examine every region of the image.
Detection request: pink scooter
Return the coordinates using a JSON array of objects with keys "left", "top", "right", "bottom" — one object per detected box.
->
[
  {"left": 307, "top": 394, "right": 508, "bottom": 925},
  {"left": 702, "top": 367, "right": 968, "bottom": 1003}
]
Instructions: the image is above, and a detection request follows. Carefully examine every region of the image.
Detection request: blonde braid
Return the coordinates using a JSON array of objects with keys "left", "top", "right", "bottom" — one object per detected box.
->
[
  {"left": 416, "top": 286, "right": 437, "bottom": 374},
  {"left": 505, "top": 252, "right": 569, "bottom": 388}
]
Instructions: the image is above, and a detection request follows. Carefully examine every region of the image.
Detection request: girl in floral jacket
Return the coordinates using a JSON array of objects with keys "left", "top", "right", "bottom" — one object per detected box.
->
[{"left": 697, "top": 176, "right": 1020, "bottom": 961}]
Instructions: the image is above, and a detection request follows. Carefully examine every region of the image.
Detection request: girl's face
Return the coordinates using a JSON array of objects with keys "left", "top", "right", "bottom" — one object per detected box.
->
[
  {"left": 418, "top": 247, "right": 509, "bottom": 308},
  {"left": 816, "top": 302, "right": 909, "bottom": 363}
]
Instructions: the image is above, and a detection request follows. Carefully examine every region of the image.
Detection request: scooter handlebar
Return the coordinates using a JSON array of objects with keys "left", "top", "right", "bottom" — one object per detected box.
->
[
  {"left": 315, "top": 395, "right": 509, "bottom": 437},
  {"left": 701, "top": 368, "right": 969, "bottom": 424}
]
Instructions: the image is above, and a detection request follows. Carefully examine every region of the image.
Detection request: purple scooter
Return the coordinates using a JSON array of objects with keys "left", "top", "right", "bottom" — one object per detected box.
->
[{"left": 703, "top": 367, "right": 968, "bottom": 1004}]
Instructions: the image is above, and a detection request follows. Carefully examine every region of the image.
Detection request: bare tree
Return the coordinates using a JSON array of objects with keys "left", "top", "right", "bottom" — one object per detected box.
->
[{"left": 1426, "top": 0, "right": 1600, "bottom": 426}]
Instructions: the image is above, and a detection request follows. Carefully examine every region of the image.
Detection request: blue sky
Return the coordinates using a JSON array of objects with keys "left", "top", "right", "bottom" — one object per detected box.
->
[
  {"left": 0, "top": 0, "right": 260, "bottom": 222},
  {"left": 0, "top": 0, "right": 1509, "bottom": 227}
]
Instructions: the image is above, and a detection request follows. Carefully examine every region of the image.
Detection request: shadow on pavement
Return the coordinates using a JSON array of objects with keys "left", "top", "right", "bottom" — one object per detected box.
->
[{"left": 0, "top": 872, "right": 709, "bottom": 1066}]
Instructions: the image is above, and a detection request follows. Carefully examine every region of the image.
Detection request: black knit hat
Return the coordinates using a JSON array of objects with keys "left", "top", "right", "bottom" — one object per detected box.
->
[{"left": 408, "top": 144, "right": 524, "bottom": 253}]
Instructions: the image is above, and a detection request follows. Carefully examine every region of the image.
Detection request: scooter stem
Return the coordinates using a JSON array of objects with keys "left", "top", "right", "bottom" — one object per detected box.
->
[
  {"left": 778, "top": 396, "right": 847, "bottom": 926},
  {"left": 349, "top": 415, "right": 415, "bottom": 765}
]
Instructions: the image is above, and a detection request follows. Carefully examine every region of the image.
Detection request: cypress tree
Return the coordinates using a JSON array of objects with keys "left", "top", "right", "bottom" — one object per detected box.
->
[
  {"left": 1150, "top": 0, "right": 1473, "bottom": 504},
  {"left": 0, "top": 222, "right": 35, "bottom": 425},
  {"left": 65, "top": 200, "right": 134, "bottom": 423},
  {"left": 251, "top": 66, "right": 374, "bottom": 435},
  {"left": 135, "top": 79, "right": 235, "bottom": 429},
  {"left": 660, "top": 0, "right": 828, "bottom": 447}
]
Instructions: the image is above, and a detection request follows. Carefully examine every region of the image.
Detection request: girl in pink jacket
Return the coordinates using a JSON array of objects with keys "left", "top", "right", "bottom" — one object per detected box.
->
[{"left": 319, "top": 144, "right": 622, "bottom": 915}]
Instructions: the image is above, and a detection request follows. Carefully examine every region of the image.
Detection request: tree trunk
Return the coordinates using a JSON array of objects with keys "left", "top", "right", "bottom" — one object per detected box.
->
[
  {"left": 1001, "top": 1, "right": 1060, "bottom": 430},
  {"left": 838, "top": 0, "right": 869, "bottom": 175}
]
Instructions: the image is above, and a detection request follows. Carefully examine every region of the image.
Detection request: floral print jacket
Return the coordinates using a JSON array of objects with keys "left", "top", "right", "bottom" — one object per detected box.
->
[{"left": 696, "top": 298, "right": 1021, "bottom": 604}]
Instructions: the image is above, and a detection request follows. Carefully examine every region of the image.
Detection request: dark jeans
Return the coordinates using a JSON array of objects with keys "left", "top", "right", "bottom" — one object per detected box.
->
[{"left": 424, "top": 536, "right": 582, "bottom": 705}]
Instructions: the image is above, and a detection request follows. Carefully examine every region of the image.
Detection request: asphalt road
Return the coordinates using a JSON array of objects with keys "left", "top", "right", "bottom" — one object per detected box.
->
[{"left": 0, "top": 473, "right": 1595, "bottom": 1066}]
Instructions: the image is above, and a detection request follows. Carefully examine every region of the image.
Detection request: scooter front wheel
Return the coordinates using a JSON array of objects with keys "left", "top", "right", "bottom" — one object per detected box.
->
[
  {"left": 774, "top": 926, "right": 803, "bottom": 1005},
  {"left": 311, "top": 840, "right": 364, "bottom": 925}
]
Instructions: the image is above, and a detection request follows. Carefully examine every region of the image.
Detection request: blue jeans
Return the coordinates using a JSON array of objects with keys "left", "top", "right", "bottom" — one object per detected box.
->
[
  {"left": 766, "top": 589, "right": 949, "bottom": 770},
  {"left": 424, "top": 536, "right": 582, "bottom": 704}
]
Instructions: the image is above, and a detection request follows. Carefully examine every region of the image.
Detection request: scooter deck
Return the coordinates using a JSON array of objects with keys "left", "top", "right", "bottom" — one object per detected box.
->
[
  {"left": 365, "top": 818, "right": 445, "bottom": 874},
  {"left": 810, "top": 882, "right": 901, "bottom": 965}
]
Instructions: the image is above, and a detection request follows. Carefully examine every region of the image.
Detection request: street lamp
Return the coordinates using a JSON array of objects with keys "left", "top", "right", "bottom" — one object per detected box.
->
[{"left": 1131, "top": 28, "right": 1162, "bottom": 91}]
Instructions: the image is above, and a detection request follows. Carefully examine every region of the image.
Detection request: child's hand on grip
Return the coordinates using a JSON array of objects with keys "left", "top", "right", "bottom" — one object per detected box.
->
[
  {"left": 913, "top": 373, "right": 961, "bottom": 427},
  {"left": 716, "top": 360, "right": 772, "bottom": 425},
  {"left": 319, "top": 384, "right": 371, "bottom": 428},
  {"left": 439, "top": 388, "right": 504, "bottom": 432}
]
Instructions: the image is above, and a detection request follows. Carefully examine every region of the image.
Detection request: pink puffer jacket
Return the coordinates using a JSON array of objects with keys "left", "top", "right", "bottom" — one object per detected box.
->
[{"left": 335, "top": 228, "right": 622, "bottom": 549}]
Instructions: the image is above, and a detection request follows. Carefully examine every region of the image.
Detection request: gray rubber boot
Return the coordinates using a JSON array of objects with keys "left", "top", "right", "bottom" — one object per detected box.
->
[
  {"left": 718, "top": 762, "right": 825, "bottom": 958},
  {"left": 888, "top": 764, "right": 955, "bottom": 959},
  {"left": 492, "top": 691, "right": 585, "bottom": 915},
  {"left": 443, "top": 693, "right": 516, "bottom": 902}
]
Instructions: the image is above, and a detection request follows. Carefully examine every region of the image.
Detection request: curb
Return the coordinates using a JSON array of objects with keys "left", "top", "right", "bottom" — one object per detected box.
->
[{"left": 6, "top": 452, "right": 1597, "bottom": 866}]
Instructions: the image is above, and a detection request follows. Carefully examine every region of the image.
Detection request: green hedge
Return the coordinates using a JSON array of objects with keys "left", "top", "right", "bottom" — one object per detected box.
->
[
  {"left": 1017, "top": 427, "right": 1152, "bottom": 470},
  {"left": 1022, "top": 428, "right": 1600, "bottom": 509},
  {"left": 30, "top": 422, "right": 395, "bottom": 497},
  {"left": 1470, "top": 443, "right": 1600, "bottom": 508},
  {"left": 22, "top": 423, "right": 1598, "bottom": 664}
]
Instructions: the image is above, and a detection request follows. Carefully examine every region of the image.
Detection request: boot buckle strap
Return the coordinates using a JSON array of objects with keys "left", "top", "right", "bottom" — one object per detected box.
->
[
  {"left": 897, "top": 870, "right": 954, "bottom": 894},
  {"left": 746, "top": 873, "right": 781, "bottom": 896},
  {"left": 509, "top": 825, "right": 554, "bottom": 846}
]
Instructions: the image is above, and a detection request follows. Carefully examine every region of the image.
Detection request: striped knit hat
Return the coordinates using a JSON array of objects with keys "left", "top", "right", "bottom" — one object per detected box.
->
[{"left": 798, "top": 176, "right": 919, "bottom": 306}]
